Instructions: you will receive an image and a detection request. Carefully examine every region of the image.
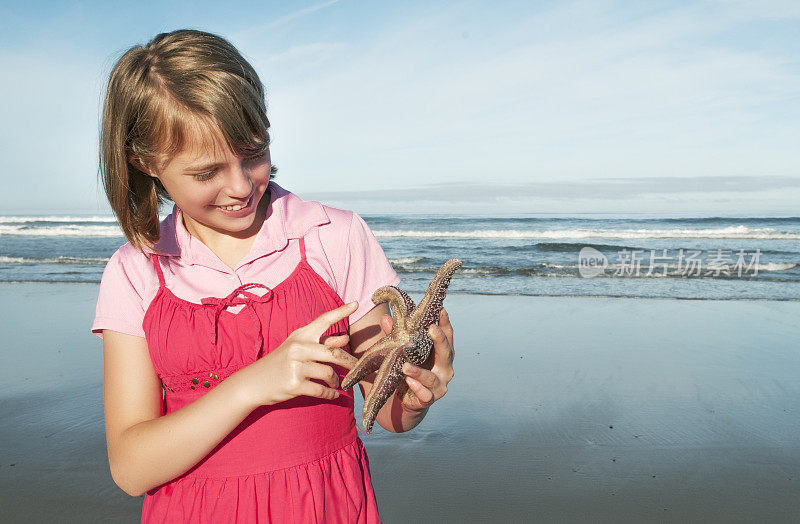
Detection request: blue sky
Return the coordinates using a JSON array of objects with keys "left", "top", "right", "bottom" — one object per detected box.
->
[{"left": 1, "top": 0, "right": 799, "bottom": 215}]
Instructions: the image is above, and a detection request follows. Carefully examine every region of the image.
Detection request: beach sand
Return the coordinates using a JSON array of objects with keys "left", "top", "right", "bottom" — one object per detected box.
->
[{"left": 1, "top": 283, "right": 799, "bottom": 522}]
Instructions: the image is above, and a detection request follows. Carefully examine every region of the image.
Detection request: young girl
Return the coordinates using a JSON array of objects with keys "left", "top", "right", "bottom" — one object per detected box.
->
[{"left": 92, "top": 29, "right": 455, "bottom": 522}]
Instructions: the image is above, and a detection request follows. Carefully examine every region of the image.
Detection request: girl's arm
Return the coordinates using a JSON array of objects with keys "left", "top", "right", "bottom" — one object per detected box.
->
[
  {"left": 103, "top": 302, "right": 359, "bottom": 497},
  {"left": 103, "top": 331, "right": 257, "bottom": 496},
  {"left": 349, "top": 304, "right": 455, "bottom": 433}
]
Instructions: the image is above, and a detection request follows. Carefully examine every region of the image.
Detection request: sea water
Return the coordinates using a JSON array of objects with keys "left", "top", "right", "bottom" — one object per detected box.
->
[{"left": 1, "top": 214, "right": 799, "bottom": 300}]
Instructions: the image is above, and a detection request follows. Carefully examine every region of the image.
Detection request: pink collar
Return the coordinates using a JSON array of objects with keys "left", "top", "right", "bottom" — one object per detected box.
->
[{"left": 151, "top": 182, "right": 330, "bottom": 269}]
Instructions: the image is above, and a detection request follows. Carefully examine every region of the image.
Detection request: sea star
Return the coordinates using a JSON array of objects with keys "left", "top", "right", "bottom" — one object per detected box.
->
[{"left": 342, "top": 259, "right": 462, "bottom": 433}]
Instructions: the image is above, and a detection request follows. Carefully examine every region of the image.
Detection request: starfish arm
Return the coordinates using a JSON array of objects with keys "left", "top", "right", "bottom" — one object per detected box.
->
[
  {"left": 362, "top": 346, "right": 408, "bottom": 433},
  {"left": 409, "top": 259, "right": 462, "bottom": 330},
  {"left": 371, "top": 286, "right": 414, "bottom": 331},
  {"left": 340, "top": 336, "right": 402, "bottom": 390},
  {"left": 407, "top": 332, "right": 434, "bottom": 366},
  {"left": 394, "top": 336, "right": 435, "bottom": 405}
]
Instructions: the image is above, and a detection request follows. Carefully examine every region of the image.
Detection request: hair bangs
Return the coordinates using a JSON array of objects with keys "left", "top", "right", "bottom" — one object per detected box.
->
[{"left": 143, "top": 80, "right": 272, "bottom": 170}]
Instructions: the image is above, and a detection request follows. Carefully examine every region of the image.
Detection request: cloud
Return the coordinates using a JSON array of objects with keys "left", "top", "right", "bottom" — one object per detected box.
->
[
  {"left": 235, "top": 0, "right": 800, "bottom": 200},
  {"left": 1, "top": 1, "right": 798, "bottom": 214},
  {"left": 301, "top": 175, "right": 800, "bottom": 215},
  {"left": 305, "top": 175, "right": 800, "bottom": 201},
  {"left": 232, "top": 0, "right": 343, "bottom": 43}
]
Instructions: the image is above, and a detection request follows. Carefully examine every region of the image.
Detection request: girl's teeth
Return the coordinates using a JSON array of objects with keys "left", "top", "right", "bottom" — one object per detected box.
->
[{"left": 222, "top": 204, "right": 244, "bottom": 211}]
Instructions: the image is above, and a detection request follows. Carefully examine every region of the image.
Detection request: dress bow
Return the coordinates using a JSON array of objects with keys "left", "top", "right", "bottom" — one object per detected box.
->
[{"left": 201, "top": 283, "right": 274, "bottom": 349}]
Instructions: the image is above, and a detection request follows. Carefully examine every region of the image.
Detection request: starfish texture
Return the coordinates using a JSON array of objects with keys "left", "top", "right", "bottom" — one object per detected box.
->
[{"left": 342, "top": 259, "right": 462, "bottom": 433}]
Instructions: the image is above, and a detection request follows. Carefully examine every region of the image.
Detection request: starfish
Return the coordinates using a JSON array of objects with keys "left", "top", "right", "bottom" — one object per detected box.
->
[{"left": 342, "top": 259, "right": 462, "bottom": 433}]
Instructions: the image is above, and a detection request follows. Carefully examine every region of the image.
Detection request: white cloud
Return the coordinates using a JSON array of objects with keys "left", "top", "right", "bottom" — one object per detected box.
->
[
  {"left": 232, "top": 0, "right": 343, "bottom": 41},
  {"left": 1, "top": 1, "right": 798, "bottom": 213},
  {"left": 245, "top": 1, "right": 800, "bottom": 198},
  {"left": 301, "top": 175, "right": 800, "bottom": 215}
]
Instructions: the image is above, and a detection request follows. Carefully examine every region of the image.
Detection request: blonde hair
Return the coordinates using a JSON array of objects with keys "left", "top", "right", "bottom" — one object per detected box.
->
[{"left": 100, "top": 29, "right": 277, "bottom": 252}]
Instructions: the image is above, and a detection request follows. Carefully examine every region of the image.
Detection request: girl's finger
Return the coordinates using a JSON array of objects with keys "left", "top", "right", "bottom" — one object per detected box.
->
[
  {"left": 428, "top": 324, "right": 455, "bottom": 368},
  {"left": 380, "top": 314, "right": 393, "bottom": 335},
  {"left": 439, "top": 309, "right": 454, "bottom": 347},
  {"left": 320, "top": 333, "right": 349, "bottom": 346},
  {"left": 312, "top": 344, "right": 359, "bottom": 369},
  {"left": 303, "top": 361, "right": 341, "bottom": 389},
  {"left": 303, "top": 381, "right": 342, "bottom": 400},
  {"left": 404, "top": 375, "right": 433, "bottom": 403},
  {"left": 305, "top": 301, "right": 358, "bottom": 338},
  {"left": 402, "top": 362, "right": 439, "bottom": 390}
]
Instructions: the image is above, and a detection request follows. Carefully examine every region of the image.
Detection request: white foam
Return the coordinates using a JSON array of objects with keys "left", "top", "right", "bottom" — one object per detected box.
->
[
  {"left": 389, "top": 256, "right": 424, "bottom": 265},
  {"left": 0, "top": 214, "right": 168, "bottom": 224},
  {"left": 0, "top": 224, "right": 123, "bottom": 237},
  {"left": 0, "top": 216, "right": 116, "bottom": 223},
  {"left": 0, "top": 255, "right": 109, "bottom": 265},
  {"left": 373, "top": 226, "right": 800, "bottom": 240},
  {"left": 757, "top": 262, "right": 797, "bottom": 271}
]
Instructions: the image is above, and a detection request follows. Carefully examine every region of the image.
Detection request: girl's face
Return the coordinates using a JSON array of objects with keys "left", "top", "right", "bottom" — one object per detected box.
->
[{"left": 149, "top": 126, "right": 271, "bottom": 242}]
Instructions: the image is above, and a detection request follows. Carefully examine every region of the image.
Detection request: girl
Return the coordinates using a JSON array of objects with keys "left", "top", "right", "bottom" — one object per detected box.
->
[{"left": 92, "top": 29, "right": 455, "bottom": 523}]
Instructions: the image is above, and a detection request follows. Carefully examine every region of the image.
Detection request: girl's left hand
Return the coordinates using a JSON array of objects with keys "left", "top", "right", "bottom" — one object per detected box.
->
[{"left": 381, "top": 308, "right": 455, "bottom": 411}]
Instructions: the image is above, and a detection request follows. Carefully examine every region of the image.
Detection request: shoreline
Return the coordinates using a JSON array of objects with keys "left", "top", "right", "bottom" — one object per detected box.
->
[
  {"left": 2, "top": 281, "right": 799, "bottom": 302},
  {"left": 2, "top": 283, "right": 799, "bottom": 522}
]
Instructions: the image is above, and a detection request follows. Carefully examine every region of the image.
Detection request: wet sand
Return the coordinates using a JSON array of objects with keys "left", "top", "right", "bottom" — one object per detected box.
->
[{"left": 1, "top": 283, "right": 799, "bottom": 522}]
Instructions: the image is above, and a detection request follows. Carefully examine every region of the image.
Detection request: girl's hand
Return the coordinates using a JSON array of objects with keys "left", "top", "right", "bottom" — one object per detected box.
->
[
  {"left": 384, "top": 308, "right": 455, "bottom": 412},
  {"left": 238, "top": 301, "right": 360, "bottom": 408}
]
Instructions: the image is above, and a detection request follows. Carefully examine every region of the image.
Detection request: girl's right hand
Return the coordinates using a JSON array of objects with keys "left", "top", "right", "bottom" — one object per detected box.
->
[{"left": 237, "top": 301, "right": 360, "bottom": 408}]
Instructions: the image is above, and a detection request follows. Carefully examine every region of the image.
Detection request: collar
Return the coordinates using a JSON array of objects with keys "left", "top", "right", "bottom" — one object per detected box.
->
[{"left": 151, "top": 182, "right": 330, "bottom": 268}]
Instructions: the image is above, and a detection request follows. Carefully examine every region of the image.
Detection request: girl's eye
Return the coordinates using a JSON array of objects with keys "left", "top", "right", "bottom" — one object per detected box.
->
[{"left": 193, "top": 170, "right": 216, "bottom": 182}]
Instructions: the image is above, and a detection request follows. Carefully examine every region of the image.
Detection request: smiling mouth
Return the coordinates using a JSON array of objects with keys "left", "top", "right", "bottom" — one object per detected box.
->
[{"left": 216, "top": 194, "right": 253, "bottom": 212}]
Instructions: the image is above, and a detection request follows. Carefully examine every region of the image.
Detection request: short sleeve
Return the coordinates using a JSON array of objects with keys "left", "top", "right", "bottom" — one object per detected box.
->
[
  {"left": 91, "top": 245, "right": 151, "bottom": 339},
  {"left": 339, "top": 212, "right": 401, "bottom": 323}
]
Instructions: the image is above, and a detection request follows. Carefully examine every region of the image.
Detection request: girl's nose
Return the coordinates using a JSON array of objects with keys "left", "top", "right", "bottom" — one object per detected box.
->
[{"left": 226, "top": 165, "right": 253, "bottom": 198}]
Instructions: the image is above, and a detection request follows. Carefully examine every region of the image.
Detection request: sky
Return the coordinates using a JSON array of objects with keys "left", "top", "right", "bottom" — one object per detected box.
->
[{"left": 0, "top": 0, "right": 799, "bottom": 215}]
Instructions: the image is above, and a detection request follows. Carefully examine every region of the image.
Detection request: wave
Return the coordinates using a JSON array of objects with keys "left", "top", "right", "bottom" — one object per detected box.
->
[
  {"left": 657, "top": 216, "right": 800, "bottom": 224},
  {"left": 0, "top": 255, "right": 109, "bottom": 265},
  {"left": 2, "top": 218, "right": 799, "bottom": 241},
  {"left": 0, "top": 216, "right": 117, "bottom": 223},
  {"left": 390, "top": 261, "right": 797, "bottom": 277},
  {"left": 755, "top": 262, "right": 798, "bottom": 271},
  {"left": 541, "top": 262, "right": 797, "bottom": 272},
  {"left": 3, "top": 254, "right": 792, "bottom": 275},
  {"left": 373, "top": 226, "right": 800, "bottom": 240},
  {"left": 535, "top": 242, "right": 643, "bottom": 252},
  {"left": 388, "top": 256, "right": 425, "bottom": 265},
  {"left": 392, "top": 264, "right": 539, "bottom": 276},
  {"left": 0, "top": 225, "right": 123, "bottom": 237},
  {"left": 0, "top": 215, "right": 170, "bottom": 223}
]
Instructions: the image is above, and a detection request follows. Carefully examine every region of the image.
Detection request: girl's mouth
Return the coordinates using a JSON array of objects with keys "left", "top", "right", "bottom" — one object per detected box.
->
[{"left": 215, "top": 193, "right": 255, "bottom": 216}]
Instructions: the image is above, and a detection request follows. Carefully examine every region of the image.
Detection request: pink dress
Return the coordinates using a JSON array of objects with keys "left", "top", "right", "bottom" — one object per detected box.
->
[{"left": 140, "top": 235, "right": 381, "bottom": 522}]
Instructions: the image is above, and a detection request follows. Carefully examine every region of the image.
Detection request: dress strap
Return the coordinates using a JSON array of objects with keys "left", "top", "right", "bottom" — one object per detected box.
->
[
  {"left": 298, "top": 236, "right": 307, "bottom": 262},
  {"left": 150, "top": 253, "right": 166, "bottom": 288}
]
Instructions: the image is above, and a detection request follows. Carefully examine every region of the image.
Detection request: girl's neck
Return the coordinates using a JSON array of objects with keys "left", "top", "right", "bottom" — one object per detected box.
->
[{"left": 182, "top": 188, "right": 271, "bottom": 269}]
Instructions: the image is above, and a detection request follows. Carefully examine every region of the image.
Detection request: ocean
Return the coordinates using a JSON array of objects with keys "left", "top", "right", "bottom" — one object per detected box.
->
[{"left": 1, "top": 214, "right": 799, "bottom": 300}]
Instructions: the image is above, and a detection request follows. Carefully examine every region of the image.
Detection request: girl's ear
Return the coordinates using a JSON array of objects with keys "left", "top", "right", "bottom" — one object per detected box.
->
[{"left": 127, "top": 151, "right": 156, "bottom": 177}]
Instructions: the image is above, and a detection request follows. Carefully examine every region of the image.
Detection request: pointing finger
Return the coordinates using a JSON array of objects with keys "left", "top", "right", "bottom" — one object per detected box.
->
[{"left": 305, "top": 301, "right": 358, "bottom": 338}]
